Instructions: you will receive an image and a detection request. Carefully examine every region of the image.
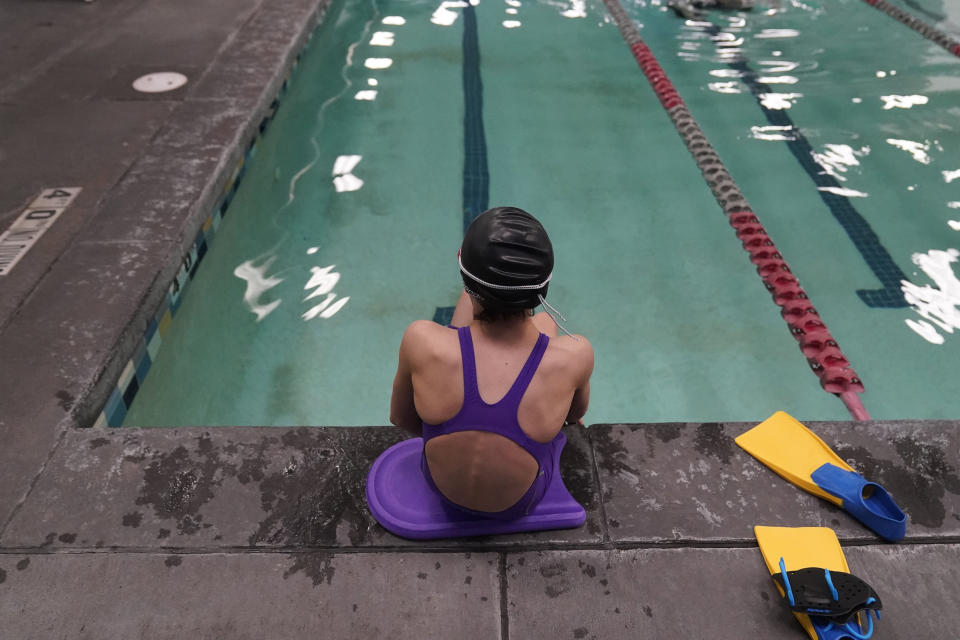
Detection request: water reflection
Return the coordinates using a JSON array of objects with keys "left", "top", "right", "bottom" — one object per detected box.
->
[
  {"left": 758, "top": 92, "right": 802, "bottom": 109},
  {"left": 712, "top": 32, "right": 744, "bottom": 47},
  {"left": 717, "top": 31, "right": 744, "bottom": 47},
  {"left": 370, "top": 31, "right": 395, "bottom": 47},
  {"left": 432, "top": 1, "right": 467, "bottom": 26},
  {"left": 709, "top": 81, "right": 741, "bottom": 94},
  {"left": 302, "top": 265, "right": 351, "bottom": 320},
  {"left": 902, "top": 248, "right": 960, "bottom": 344},
  {"left": 364, "top": 58, "right": 393, "bottom": 69},
  {"left": 561, "top": 0, "right": 587, "bottom": 19},
  {"left": 786, "top": 0, "right": 822, "bottom": 14},
  {"left": 881, "top": 95, "right": 928, "bottom": 110},
  {"left": 709, "top": 68, "right": 744, "bottom": 78},
  {"left": 233, "top": 254, "right": 351, "bottom": 323},
  {"left": 817, "top": 186, "right": 868, "bottom": 198},
  {"left": 333, "top": 155, "right": 364, "bottom": 192},
  {"left": 756, "top": 75, "right": 797, "bottom": 85},
  {"left": 234, "top": 257, "right": 284, "bottom": 322},
  {"left": 333, "top": 174, "right": 363, "bottom": 192},
  {"left": 886, "top": 138, "right": 931, "bottom": 164},
  {"left": 759, "top": 60, "right": 798, "bottom": 73},
  {"left": 707, "top": 67, "right": 745, "bottom": 93},
  {"left": 812, "top": 143, "right": 868, "bottom": 181},
  {"left": 754, "top": 28, "right": 799, "bottom": 38},
  {"left": 750, "top": 125, "right": 797, "bottom": 141},
  {"left": 304, "top": 264, "right": 340, "bottom": 301},
  {"left": 332, "top": 155, "right": 361, "bottom": 175}
]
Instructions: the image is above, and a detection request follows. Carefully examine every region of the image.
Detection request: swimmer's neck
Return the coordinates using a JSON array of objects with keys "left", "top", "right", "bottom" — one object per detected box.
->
[{"left": 471, "top": 315, "right": 539, "bottom": 343}]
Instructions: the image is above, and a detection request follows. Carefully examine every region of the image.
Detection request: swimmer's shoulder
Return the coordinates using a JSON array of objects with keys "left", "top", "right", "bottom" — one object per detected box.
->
[
  {"left": 400, "top": 319, "right": 460, "bottom": 364},
  {"left": 545, "top": 333, "right": 594, "bottom": 380},
  {"left": 404, "top": 318, "right": 454, "bottom": 337},
  {"left": 550, "top": 332, "right": 593, "bottom": 351}
]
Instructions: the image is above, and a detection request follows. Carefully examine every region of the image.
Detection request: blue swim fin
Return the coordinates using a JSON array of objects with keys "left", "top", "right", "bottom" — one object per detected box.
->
[
  {"left": 737, "top": 412, "right": 908, "bottom": 541},
  {"left": 810, "top": 464, "right": 906, "bottom": 542},
  {"left": 811, "top": 611, "right": 879, "bottom": 640}
]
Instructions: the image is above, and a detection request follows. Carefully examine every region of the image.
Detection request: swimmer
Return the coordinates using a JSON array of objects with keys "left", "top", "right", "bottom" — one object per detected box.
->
[
  {"left": 668, "top": 0, "right": 754, "bottom": 20},
  {"left": 389, "top": 206, "right": 594, "bottom": 517}
]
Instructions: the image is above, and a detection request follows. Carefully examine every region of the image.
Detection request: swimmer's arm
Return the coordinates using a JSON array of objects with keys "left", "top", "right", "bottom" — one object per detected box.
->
[
  {"left": 564, "top": 338, "right": 595, "bottom": 426},
  {"left": 566, "top": 382, "right": 590, "bottom": 426},
  {"left": 390, "top": 325, "right": 424, "bottom": 437}
]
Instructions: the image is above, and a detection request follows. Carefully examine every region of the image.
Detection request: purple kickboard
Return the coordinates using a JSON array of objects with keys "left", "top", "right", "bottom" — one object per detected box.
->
[{"left": 365, "top": 436, "right": 586, "bottom": 540}]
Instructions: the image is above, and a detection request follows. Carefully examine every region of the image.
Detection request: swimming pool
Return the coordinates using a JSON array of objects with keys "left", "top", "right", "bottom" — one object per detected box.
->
[{"left": 121, "top": 0, "right": 960, "bottom": 427}]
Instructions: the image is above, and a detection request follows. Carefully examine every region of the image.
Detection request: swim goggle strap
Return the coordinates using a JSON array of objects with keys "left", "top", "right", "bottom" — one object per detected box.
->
[{"left": 458, "top": 251, "right": 579, "bottom": 340}]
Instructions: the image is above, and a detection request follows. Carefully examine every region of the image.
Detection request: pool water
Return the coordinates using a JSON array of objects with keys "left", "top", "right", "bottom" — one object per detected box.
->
[{"left": 123, "top": 0, "right": 960, "bottom": 427}]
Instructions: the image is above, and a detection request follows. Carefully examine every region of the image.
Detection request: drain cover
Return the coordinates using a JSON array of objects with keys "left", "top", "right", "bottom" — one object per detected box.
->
[{"left": 132, "top": 72, "right": 188, "bottom": 93}]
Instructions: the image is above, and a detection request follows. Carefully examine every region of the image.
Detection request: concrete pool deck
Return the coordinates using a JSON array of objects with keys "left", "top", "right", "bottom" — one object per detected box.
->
[
  {"left": 0, "top": 0, "right": 959, "bottom": 638},
  {"left": 1, "top": 422, "right": 959, "bottom": 638}
]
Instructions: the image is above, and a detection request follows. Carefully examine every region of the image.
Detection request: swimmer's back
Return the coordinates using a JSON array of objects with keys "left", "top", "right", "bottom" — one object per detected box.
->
[{"left": 399, "top": 315, "right": 593, "bottom": 512}]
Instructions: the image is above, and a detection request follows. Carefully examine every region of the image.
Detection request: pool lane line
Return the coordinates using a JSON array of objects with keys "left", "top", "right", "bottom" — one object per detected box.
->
[
  {"left": 433, "top": 3, "right": 491, "bottom": 326},
  {"left": 900, "top": 0, "right": 946, "bottom": 23},
  {"left": 461, "top": 3, "right": 490, "bottom": 230},
  {"left": 600, "top": 0, "right": 870, "bottom": 420},
  {"left": 861, "top": 0, "right": 960, "bottom": 58},
  {"left": 697, "top": 23, "right": 910, "bottom": 309}
]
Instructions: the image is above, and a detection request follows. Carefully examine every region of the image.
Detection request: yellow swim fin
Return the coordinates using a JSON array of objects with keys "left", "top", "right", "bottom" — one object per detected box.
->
[
  {"left": 737, "top": 412, "right": 906, "bottom": 541},
  {"left": 736, "top": 412, "right": 850, "bottom": 505},
  {"left": 754, "top": 526, "right": 883, "bottom": 640}
]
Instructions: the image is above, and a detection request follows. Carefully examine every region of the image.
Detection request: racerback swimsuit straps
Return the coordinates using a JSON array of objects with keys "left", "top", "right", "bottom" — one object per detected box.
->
[{"left": 421, "top": 325, "right": 564, "bottom": 520}]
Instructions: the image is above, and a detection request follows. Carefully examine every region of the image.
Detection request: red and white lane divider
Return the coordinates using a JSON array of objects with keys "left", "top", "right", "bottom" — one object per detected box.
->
[
  {"left": 862, "top": 0, "right": 960, "bottom": 58},
  {"left": 601, "top": 0, "right": 870, "bottom": 420}
]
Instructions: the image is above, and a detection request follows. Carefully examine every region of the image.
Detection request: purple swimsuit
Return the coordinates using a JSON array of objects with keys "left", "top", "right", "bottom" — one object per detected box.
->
[{"left": 421, "top": 325, "right": 564, "bottom": 520}]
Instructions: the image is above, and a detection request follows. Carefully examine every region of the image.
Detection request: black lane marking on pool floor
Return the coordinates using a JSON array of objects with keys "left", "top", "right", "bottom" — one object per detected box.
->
[
  {"left": 461, "top": 3, "right": 490, "bottom": 230},
  {"left": 434, "top": 3, "right": 490, "bottom": 326},
  {"left": 699, "top": 21, "right": 910, "bottom": 308}
]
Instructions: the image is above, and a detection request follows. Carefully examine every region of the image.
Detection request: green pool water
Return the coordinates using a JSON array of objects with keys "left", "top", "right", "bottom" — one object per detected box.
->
[{"left": 124, "top": 0, "right": 960, "bottom": 427}]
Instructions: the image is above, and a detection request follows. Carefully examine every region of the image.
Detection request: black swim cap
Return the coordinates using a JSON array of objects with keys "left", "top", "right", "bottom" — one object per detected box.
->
[{"left": 459, "top": 206, "right": 553, "bottom": 310}]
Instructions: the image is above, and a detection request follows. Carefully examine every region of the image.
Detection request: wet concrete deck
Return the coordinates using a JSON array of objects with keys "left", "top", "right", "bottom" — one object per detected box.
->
[
  {"left": 1, "top": 0, "right": 959, "bottom": 638},
  {"left": 1, "top": 422, "right": 959, "bottom": 638}
]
